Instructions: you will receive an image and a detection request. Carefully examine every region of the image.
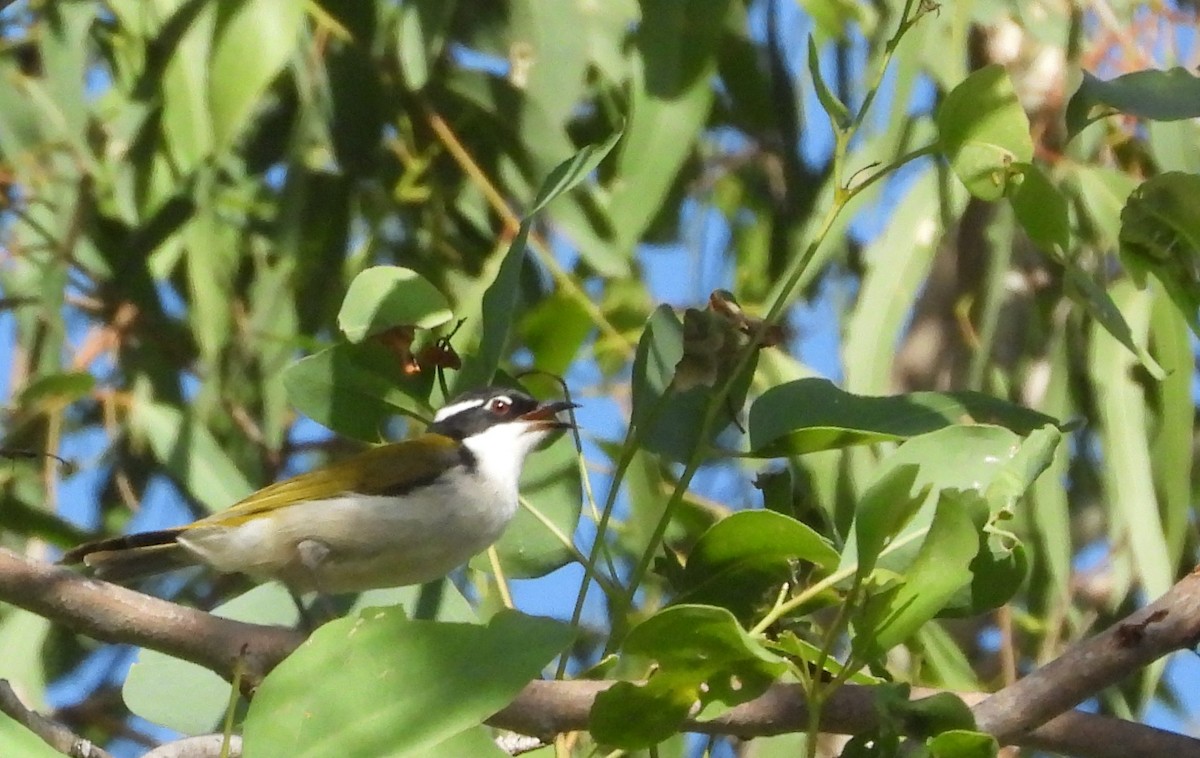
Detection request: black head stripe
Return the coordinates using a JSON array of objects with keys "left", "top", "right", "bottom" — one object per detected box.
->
[{"left": 428, "top": 388, "right": 538, "bottom": 440}]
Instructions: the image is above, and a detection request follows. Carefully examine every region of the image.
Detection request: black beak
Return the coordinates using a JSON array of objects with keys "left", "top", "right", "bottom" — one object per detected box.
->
[{"left": 520, "top": 400, "right": 579, "bottom": 431}]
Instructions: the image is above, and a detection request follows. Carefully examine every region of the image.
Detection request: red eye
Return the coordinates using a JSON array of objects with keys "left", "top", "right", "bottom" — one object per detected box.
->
[{"left": 488, "top": 396, "right": 512, "bottom": 415}]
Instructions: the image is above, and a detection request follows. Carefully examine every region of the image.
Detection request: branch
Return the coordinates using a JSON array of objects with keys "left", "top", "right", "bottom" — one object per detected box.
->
[
  {"left": 0, "top": 549, "right": 302, "bottom": 692},
  {"left": 3, "top": 549, "right": 1198, "bottom": 758},
  {"left": 0, "top": 680, "right": 113, "bottom": 758},
  {"left": 973, "top": 567, "right": 1200, "bottom": 742},
  {"left": 490, "top": 680, "right": 1200, "bottom": 758}
]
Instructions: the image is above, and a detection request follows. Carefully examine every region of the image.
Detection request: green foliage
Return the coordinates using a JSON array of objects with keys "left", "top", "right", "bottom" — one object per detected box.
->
[{"left": 590, "top": 605, "right": 786, "bottom": 748}]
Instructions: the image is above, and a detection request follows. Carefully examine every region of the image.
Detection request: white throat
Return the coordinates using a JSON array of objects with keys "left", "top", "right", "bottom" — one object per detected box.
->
[{"left": 460, "top": 421, "right": 549, "bottom": 496}]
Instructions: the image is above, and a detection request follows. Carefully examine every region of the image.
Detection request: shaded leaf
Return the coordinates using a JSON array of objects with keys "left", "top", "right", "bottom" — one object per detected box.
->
[
  {"left": 747, "top": 378, "right": 1058, "bottom": 457},
  {"left": 1066, "top": 68, "right": 1200, "bottom": 141},
  {"left": 591, "top": 605, "right": 785, "bottom": 749},
  {"left": 209, "top": 0, "right": 303, "bottom": 151},
  {"left": 1119, "top": 172, "right": 1200, "bottom": 336},
  {"left": 282, "top": 342, "right": 434, "bottom": 442},
  {"left": 1010, "top": 163, "right": 1070, "bottom": 253}
]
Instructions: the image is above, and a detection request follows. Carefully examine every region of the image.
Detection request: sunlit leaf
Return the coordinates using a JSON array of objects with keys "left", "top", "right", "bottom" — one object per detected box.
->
[
  {"left": 245, "top": 609, "right": 573, "bottom": 758},
  {"left": 338, "top": 266, "right": 453, "bottom": 342},
  {"left": 936, "top": 65, "right": 1033, "bottom": 200}
]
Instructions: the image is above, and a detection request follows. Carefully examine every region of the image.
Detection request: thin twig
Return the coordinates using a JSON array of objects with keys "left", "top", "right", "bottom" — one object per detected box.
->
[{"left": 0, "top": 679, "right": 113, "bottom": 758}]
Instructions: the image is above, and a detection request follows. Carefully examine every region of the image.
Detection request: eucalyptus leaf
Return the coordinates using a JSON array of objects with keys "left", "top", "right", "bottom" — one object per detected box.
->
[
  {"left": 456, "top": 128, "right": 622, "bottom": 389},
  {"left": 1066, "top": 68, "right": 1200, "bottom": 141},
  {"left": 338, "top": 266, "right": 453, "bottom": 342},
  {"left": 244, "top": 609, "right": 573, "bottom": 758},
  {"left": 936, "top": 65, "right": 1033, "bottom": 200},
  {"left": 747, "top": 378, "right": 1058, "bottom": 457},
  {"left": 591, "top": 605, "right": 785, "bottom": 749}
]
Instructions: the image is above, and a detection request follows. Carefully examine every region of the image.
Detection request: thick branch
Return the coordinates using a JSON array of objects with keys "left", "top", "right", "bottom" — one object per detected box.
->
[
  {"left": 973, "top": 567, "right": 1200, "bottom": 742},
  {"left": 3, "top": 548, "right": 1199, "bottom": 758},
  {"left": 0, "top": 549, "right": 302, "bottom": 691}
]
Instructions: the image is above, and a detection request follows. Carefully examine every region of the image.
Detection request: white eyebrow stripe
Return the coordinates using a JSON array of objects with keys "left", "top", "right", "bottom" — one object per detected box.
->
[{"left": 434, "top": 398, "right": 486, "bottom": 422}]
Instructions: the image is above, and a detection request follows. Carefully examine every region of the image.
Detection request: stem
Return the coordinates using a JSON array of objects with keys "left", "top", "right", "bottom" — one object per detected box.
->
[
  {"left": 556, "top": 420, "right": 644, "bottom": 677},
  {"left": 750, "top": 525, "right": 929, "bottom": 636},
  {"left": 486, "top": 545, "right": 514, "bottom": 609}
]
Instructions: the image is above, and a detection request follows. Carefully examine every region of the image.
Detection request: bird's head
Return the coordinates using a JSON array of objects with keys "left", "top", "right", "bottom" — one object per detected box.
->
[{"left": 429, "top": 387, "right": 577, "bottom": 468}]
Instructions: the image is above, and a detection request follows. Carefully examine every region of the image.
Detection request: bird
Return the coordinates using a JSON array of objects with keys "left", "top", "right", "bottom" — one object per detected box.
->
[{"left": 62, "top": 387, "right": 577, "bottom": 594}]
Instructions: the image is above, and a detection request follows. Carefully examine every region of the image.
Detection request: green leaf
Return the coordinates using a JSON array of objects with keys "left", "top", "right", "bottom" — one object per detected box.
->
[
  {"left": 0, "top": 610, "right": 51, "bottom": 711},
  {"left": 747, "top": 378, "right": 1058, "bottom": 457},
  {"left": 1061, "top": 261, "right": 1166, "bottom": 379},
  {"left": 844, "top": 425, "right": 1058, "bottom": 582},
  {"left": 131, "top": 401, "right": 255, "bottom": 513},
  {"left": 852, "top": 464, "right": 927, "bottom": 579},
  {"left": 936, "top": 65, "right": 1033, "bottom": 201},
  {"left": 896, "top": 691, "right": 978, "bottom": 738},
  {"left": 209, "top": 0, "right": 303, "bottom": 151},
  {"left": 17, "top": 371, "right": 95, "bottom": 410},
  {"left": 1010, "top": 163, "right": 1070, "bottom": 253},
  {"left": 591, "top": 605, "right": 785, "bottom": 749},
  {"left": 808, "top": 36, "right": 850, "bottom": 129},
  {"left": 337, "top": 266, "right": 453, "bottom": 342},
  {"left": 607, "top": 0, "right": 729, "bottom": 252},
  {"left": 927, "top": 730, "right": 999, "bottom": 758},
  {"left": 158, "top": 0, "right": 216, "bottom": 172},
  {"left": 184, "top": 206, "right": 238, "bottom": 367},
  {"left": 125, "top": 583, "right": 477, "bottom": 736},
  {"left": 766, "top": 631, "right": 883, "bottom": 685},
  {"left": 673, "top": 510, "right": 839, "bottom": 618},
  {"left": 590, "top": 676, "right": 699, "bottom": 750},
  {"left": 856, "top": 491, "right": 987, "bottom": 656},
  {"left": 282, "top": 342, "right": 434, "bottom": 443},
  {"left": 1066, "top": 68, "right": 1200, "bottom": 142},
  {"left": 396, "top": 0, "right": 458, "bottom": 91},
  {"left": 1119, "top": 172, "right": 1200, "bottom": 336},
  {"left": 1091, "top": 282, "right": 1173, "bottom": 602},
  {"left": 244, "top": 609, "right": 573, "bottom": 758}
]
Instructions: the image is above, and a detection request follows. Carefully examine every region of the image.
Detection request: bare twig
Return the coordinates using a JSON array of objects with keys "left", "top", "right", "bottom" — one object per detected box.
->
[{"left": 0, "top": 679, "right": 113, "bottom": 758}]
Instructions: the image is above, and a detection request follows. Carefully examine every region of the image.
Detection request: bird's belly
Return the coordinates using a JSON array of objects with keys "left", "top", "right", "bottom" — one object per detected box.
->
[{"left": 177, "top": 479, "right": 517, "bottom": 593}]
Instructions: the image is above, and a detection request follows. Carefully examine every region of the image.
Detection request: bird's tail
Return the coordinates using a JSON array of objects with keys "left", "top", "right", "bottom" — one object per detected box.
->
[{"left": 59, "top": 529, "right": 194, "bottom": 584}]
